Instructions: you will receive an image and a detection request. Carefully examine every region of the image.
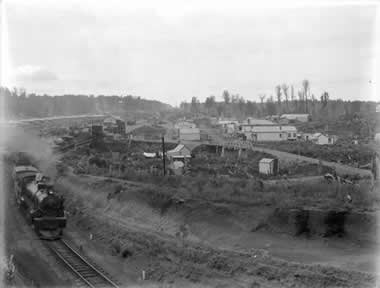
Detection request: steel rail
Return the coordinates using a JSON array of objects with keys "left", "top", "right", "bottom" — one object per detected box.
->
[{"left": 47, "top": 239, "right": 119, "bottom": 288}]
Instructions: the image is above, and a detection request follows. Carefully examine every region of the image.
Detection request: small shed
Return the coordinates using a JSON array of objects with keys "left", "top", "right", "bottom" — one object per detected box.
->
[
  {"left": 167, "top": 144, "right": 192, "bottom": 160},
  {"left": 259, "top": 158, "right": 278, "bottom": 175}
]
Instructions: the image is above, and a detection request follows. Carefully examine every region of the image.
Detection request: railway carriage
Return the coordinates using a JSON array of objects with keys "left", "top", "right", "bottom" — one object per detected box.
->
[{"left": 13, "top": 165, "right": 67, "bottom": 239}]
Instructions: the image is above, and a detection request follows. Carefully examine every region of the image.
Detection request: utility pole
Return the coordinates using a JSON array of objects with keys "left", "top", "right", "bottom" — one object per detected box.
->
[{"left": 162, "top": 136, "right": 166, "bottom": 176}]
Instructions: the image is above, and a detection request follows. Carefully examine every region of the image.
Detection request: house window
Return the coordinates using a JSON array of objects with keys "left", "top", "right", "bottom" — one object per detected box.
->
[
  {"left": 279, "top": 133, "right": 282, "bottom": 138},
  {"left": 288, "top": 133, "right": 291, "bottom": 138}
]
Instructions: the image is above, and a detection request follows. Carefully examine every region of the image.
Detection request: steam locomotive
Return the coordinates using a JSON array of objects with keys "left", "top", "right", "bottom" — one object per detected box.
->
[{"left": 12, "top": 165, "right": 66, "bottom": 239}]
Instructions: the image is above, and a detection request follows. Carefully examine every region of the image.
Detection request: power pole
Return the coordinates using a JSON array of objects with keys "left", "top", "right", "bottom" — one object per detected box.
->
[{"left": 162, "top": 136, "right": 166, "bottom": 176}]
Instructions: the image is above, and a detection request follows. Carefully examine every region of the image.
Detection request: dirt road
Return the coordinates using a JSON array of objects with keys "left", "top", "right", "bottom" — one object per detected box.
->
[{"left": 246, "top": 144, "right": 373, "bottom": 178}]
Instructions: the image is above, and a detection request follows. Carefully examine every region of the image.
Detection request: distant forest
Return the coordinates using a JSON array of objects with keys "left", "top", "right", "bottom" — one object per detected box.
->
[
  {"left": 0, "top": 87, "right": 172, "bottom": 120},
  {"left": 180, "top": 82, "right": 378, "bottom": 122}
]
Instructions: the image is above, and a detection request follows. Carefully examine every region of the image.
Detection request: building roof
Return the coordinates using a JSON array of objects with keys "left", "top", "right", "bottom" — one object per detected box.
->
[
  {"left": 176, "top": 120, "right": 196, "bottom": 125},
  {"left": 281, "top": 114, "right": 309, "bottom": 118},
  {"left": 167, "top": 144, "right": 192, "bottom": 158},
  {"left": 259, "top": 158, "right": 275, "bottom": 164},
  {"left": 244, "top": 118, "right": 274, "bottom": 125},
  {"left": 311, "top": 133, "right": 337, "bottom": 140},
  {"left": 14, "top": 166, "right": 38, "bottom": 173},
  {"left": 104, "top": 115, "right": 123, "bottom": 123},
  {"left": 218, "top": 120, "right": 239, "bottom": 125},
  {"left": 168, "top": 144, "right": 188, "bottom": 153},
  {"left": 248, "top": 125, "right": 297, "bottom": 133},
  {"left": 312, "top": 132, "right": 335, "bottom": 138}
]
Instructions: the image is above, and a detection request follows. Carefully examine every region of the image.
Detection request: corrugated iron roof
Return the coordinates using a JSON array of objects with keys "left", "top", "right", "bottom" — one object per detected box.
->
[
  {"left": 249, "top": 125, "right": 297, "bottom": 132},
  {"left": 259, "top": 158, "right": 275, "bottom": 163}
]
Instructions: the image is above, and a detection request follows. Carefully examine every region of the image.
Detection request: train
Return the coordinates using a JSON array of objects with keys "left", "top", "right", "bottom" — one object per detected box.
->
[{"left": 12, "top": 165, "right": 67, "bottom": 239}]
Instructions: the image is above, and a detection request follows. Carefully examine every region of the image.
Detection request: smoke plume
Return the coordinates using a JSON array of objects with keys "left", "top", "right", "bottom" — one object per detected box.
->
[{"left": 0, "top": 125, "right": 58, "bottom": 179}]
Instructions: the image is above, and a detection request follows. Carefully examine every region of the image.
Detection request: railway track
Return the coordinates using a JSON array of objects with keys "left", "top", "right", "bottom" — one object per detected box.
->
[{"left": 46, "top": 239, "right": 119, "bottom": 288}]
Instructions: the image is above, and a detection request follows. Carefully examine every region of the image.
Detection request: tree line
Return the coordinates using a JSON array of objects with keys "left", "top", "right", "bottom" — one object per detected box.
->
[
  {"left": 180, "top": 79, "right": 377, "bottom": 121},
  {"left": 0, "top": 87, "right": 171, "bottom": 119}
]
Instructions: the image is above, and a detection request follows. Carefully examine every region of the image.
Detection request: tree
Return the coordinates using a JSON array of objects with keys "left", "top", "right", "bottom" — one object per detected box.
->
[
  {"left": 179, "top": 101, "right": 188, "bottom": 111},
  {"left": 351, "top": 101, "right": 362, "bottom": 115},
  {"left": 237, "top": 97, "right": 246, "bottom": 116},
  {"left": 298, "top": 90, "right": 304, "bottom": 101},
  {"left": 222, "top": 90, "right": 230, "bottom": 104},
  {"left": 320, "top": 91, "right": 329, "bottom": 108},
  {"left": 190, "top": 96, "right": 199, "bottom": 114},
  {"left": 297, "top": 90, "right": 304, "bottom": 113},
  {"left": 275, "top": 85, "right": 282, "bottom": 114},
  {"left": 259, "top": 94, "right": 266, "bottom": 104},
  {"left": 290, "top": 85, "right": 295, "bottom": 101},
  {"left": 275, "top": 85, "right": 282, "bottom": 105},
  {"left": 205, "top": 95, "right": 216, "bottom": 114},
  {"left": 282, "top": 84, "right": 289, "bottom": 111},
  {"left": 258, "top": 94, "right": 266, "bottom": 116},
  {"left": 216, "top": 103, "right": 224, "bottom": 117},
  {"left": 266, "top": 97, "right": 277, "bottom": 116},
  {"left": 231, "top": 94, "right": 240, "bottom": 104},
  {"left": 245, "top": 101, "right": 258, "bottom": 117},
  {"left": 302, "top": 79, "right": 310, "bottom": 113}
]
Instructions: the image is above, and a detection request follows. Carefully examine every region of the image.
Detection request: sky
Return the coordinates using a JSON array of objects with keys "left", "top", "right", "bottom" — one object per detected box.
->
[{"left": 1, "top": 0, "right": 379, "bottom": 106}]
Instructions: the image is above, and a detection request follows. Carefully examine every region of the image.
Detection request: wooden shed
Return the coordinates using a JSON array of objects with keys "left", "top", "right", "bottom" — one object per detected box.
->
[{"left": 259, "top": 158, "right": 278, "bottom": 175}]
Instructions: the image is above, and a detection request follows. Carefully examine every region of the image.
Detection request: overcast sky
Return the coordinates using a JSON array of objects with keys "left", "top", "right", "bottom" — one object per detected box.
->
[{"left": 2, "top": 0, "right": 379, "bottom": 106}]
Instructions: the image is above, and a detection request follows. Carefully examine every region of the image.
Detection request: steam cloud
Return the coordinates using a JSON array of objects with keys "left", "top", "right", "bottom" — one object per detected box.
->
[{"left": 0, "top": 125, "right": 58, "bottom": 179}]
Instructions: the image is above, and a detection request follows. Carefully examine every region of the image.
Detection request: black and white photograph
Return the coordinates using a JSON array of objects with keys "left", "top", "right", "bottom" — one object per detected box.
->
[{"left": 0, "top": 0, "right": 379, "bottom": 287}]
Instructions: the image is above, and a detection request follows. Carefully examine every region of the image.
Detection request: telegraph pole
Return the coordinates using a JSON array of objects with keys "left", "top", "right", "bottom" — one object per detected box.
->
[{"left": 162, "top": 136, "right": 166, "bottom": 176}]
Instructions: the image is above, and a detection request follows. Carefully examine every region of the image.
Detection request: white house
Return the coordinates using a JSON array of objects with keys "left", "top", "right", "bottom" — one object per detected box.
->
[
  {"left": 239, "top": 125, "right": 297, "bottom": 141},
  {"left": 310, "top": 133, "right": 337, "bottom": 145},
  {"left": 280, "top": 114, "right": 310, "bottom": 123},
  {"left": 179, "top": 128, "right": 201, "bottom": 141},
  {"left": 376, "top": 104, "right": 380, "bottom": 113},
  {"left": 259, "top": 158, "right": 278, "bottom": 175}
]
